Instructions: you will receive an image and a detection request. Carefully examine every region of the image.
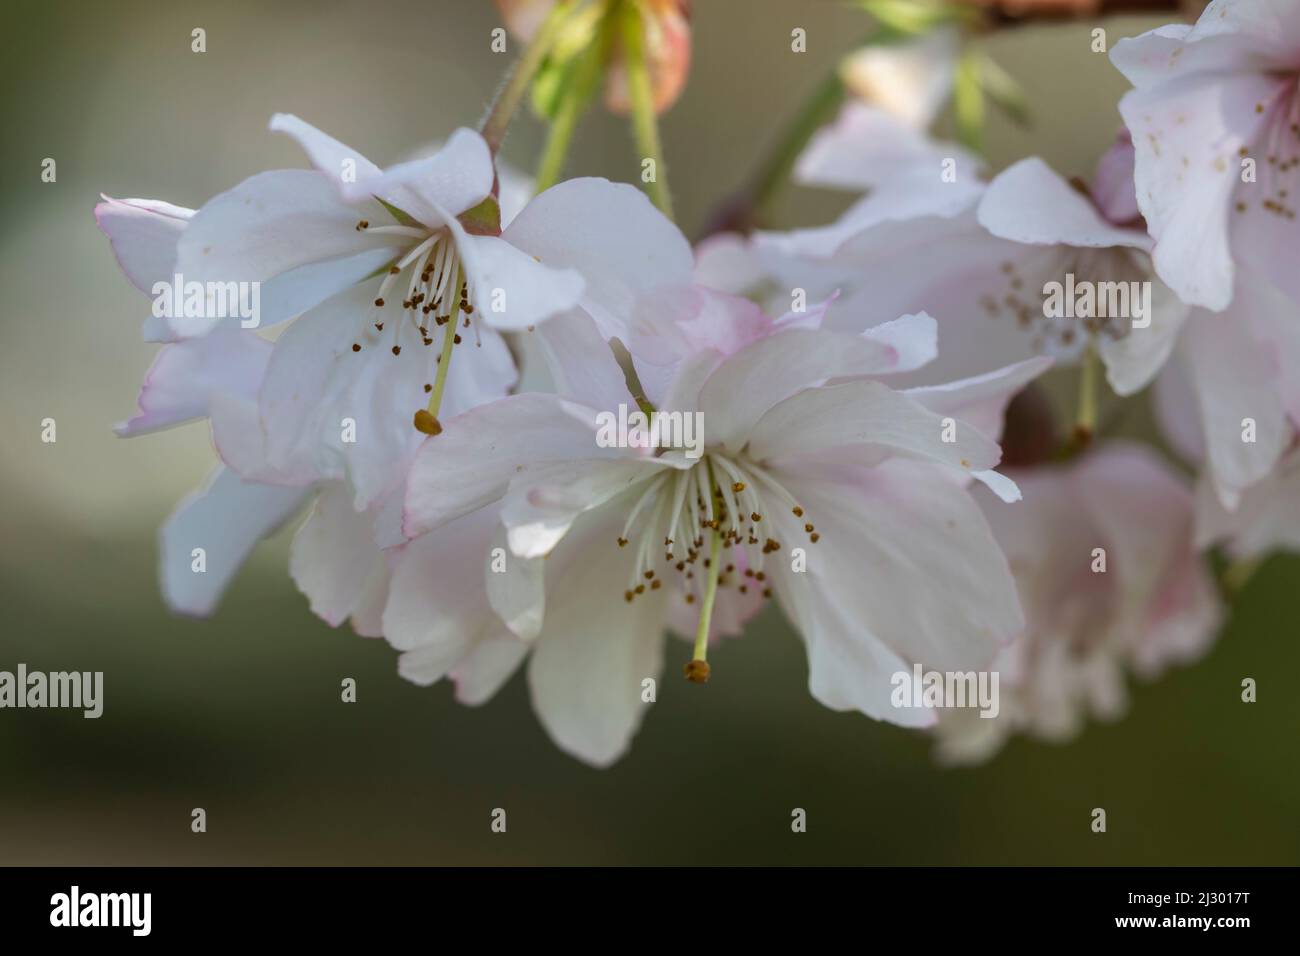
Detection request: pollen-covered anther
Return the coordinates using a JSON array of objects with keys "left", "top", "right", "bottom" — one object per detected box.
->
[
  {"left": 683, "top": 659, "right": 710, "bottom": 683},
  {"left": 413, "top": 410, "right": 442, "bottom": 435}
]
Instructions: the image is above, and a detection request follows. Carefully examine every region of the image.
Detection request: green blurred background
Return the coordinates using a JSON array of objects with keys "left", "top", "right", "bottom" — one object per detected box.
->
[{"left": 1, "top": 0, "right": 1296, "bottom": 865}]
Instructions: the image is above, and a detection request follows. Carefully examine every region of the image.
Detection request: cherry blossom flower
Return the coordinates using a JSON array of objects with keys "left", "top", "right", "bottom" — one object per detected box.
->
[
  {"left": 935, "top": 443, "right": 1223, "bottom": 764},
  {"left": 1111, "top": 0, "right": 1300, "bottom": 310},
  {"left": 1196, "top": 444, "right": 1300, "bottom": 558},
  {"left": 401, "top": 255, "right": 1031, "bottom": 763},
  {"left": 753, "top": 147, "right": 1300, "bottom": 508}
]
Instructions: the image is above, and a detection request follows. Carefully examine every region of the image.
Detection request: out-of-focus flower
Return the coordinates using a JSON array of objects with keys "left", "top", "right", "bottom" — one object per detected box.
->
[
  {"left": 1196, "top": 444, "right": 1300, "bottom": 558},
  {"left": 936, "top": 442, "right": 1223, "bottom": 764},
  {"left": 497, "top": 0, "right": 691, "bottom": 114},
  {"left": 795, "top": 101, "right": 981, "bottom": 194},
  {"left": 1112, "top": 0, "right": 1300, "bottom": 310},
  {"left": 840, "top": 27, "right": 959, "bottom": 130},
  {"left": 753, "top": 150, "right": 1300, "bottom": 509}
]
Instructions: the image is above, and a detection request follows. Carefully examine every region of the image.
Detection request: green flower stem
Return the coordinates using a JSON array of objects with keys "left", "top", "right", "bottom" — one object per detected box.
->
[
  {"left": 534, "top": 20, "right": 609, "bottom": 193},
  {"left": 481, "top": 0, "right": 578, "bottom": 154},
  {"left": 619, "top": 0, "right": 674, "bottom": 219}
]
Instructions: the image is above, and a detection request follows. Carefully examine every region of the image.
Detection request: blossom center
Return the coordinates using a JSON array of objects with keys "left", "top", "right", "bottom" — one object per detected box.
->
[
  {"left": 978, "top": 248, "right": 1141, "bottom": 359},
  {"left": 615, "top": 452, "right": 818, "bottom": 605},
  {"left": 349, "top": 220, "right": 476, "bottom": 360}
]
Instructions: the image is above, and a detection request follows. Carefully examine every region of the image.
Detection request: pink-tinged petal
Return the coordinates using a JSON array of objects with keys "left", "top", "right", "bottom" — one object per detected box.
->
[
  {"left": 94, "top": 195, "right": 193, "bottom": 294},
  {"left": 855, "top": 311, "right": 937, "bottom": 374},
  {"left": 1117, "top": 70, "right": 1282, "bottom": 310},
  {"left": 1152, "top": 349, "right": 1206, "bottom": 464},
  {"left": 978, "top": 157, "right": 1150, "bottom": 251},
  {"left": 1181, "top": 300, "right": 1289, "bottom": 506},
  {"left": 745, "top": 379, "right": 1002, "bottom": 474},
  {"left": 1092, "top": 128, "right": 1142, "bottom": 226},
  {"left": 115, "top": 326, "right": 272, "bottom": 437},
  {"left": 159, "top": 467, "right": 309, "bottom": 617},
  {"left": 402, "top": 394, "right": 615, "bottom": 537},
  {"left": 697, "top": 328, "right": 903, "bottom": 453},
  {"left": 254, "top": 246, "right": 403, "bottom": 331},
  {"left": 1072, "top": 443, "right": 1222, "bottom": 675},
  {"left": 758, "top": 164, "right": 984, "bottom": 260},
  {"left": 905, "top": 356, "right": 1054, "bottom": 442},
  {"left": 502, "top": 457, "right": 676, "bottom": 559},
  {"left": 289, "top": 481, "right": 386, "bottom": 628},
  {"left": 448, "top": 633, "right": 528, "bottom": 706},
  {"left": 957, "top": 442, "right": 1221, "bottom": 759},
  {"left": 450, "top": 221, "right": 585, "bottom": 332},
  {"left": 348, "top": 557, "right": 390, "bottom": 638},
  {"left": 1196, "top": 446, "right": 1300, "bottom": 555},
  {"left": 531, "top": 310, "right": 636, "bottom": 410},
  {"left": 260, "top": 282, "right": 512, "bottom": 511},
  {"left": 795, "top": 102, "right": 981, "bottom": 191},
  {"left": 768, "top": 460, "right": 1019, "bottom": 724},
  {"left": 209, "top": 391, "right": 318, "bottom": 487},
  {"left": 485, "top": 524, "right": 546, "bottom": 641},
  {"left": 1099, "top": 279, "right": 1190, "bottom": 396},
  {"left": 526, "top": 503, "right": 667, "bottom": 767},
  {"left": 175, "top": 170, "right": 394, "bottom": 336},
  {"left": 693, "top": 233, "right": 771, "bottom": 295},
  {"left": 1243, "top": 279, "right": 1300, "bottom": 424},
  {"left": 339, "top": 127, "right": 494, "bottom": 226},
  {"left": 269, "top": 113, "right": 381, "bottom": 185},
  {"left": 386, "top": 507, "right": 510, "bottom": 681},
  {"left": 502, "top": 177, "right": 694, "bottom": 338},
  {"left": 1111, "top": 3, "right": 1300, "bottom": 82}
]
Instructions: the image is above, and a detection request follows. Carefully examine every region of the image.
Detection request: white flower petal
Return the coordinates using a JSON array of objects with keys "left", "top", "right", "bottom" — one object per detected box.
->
[
  {"left": 94, "top": 195, "right": 193, "bottom": 294},
  {"left": 269, "top": 113, "right": 381, "bottom": 184},
  {"left": 289, "top": 481, "right": 385, "bottom": 627},
  {"left": 339, "top": 127, "right": 494, "bottom": 226},
  {"left": 115, "top": 326, "right": 271, "bottom": 437},
  {"left": 978, "top": 157, "right": 1150, "bottom": 251},
  {"left": 502, "top": 177, "right": 695, "bottom": 338},
  {"left": 159, "top": 467, "right": 308, "bottom": 617}
]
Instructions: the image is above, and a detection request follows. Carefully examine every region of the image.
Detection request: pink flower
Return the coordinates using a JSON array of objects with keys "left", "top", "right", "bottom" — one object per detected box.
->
[
  {"left": 1112, "top": 0, "right": 1300, "bottom": 310},
  {"left": 392, "top": 187, "right": 1035, "bottom": 764},
  {"left": 936, "top": 443, "right": 1223, "bottom": 764}
]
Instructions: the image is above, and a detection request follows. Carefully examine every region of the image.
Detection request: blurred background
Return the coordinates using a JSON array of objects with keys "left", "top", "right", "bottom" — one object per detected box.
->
[{"left": 1, "top": 0, "right": 1296, "bottom": 865}]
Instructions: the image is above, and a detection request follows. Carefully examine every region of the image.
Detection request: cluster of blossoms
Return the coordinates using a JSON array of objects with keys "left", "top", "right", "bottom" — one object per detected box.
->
[{"left": 97, "top": 0, "right": 1298, "bottom": 766}]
